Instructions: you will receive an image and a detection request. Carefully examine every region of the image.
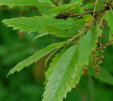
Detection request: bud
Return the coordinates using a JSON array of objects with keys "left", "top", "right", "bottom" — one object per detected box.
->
[
  {"left": 101, "top": 50, "right": 104, "bottom": 54},
  {"left": 98, "top": 60, "right": 103, "bottom": 64},
  {"left": 106, "top": 42, "right": 111, "bottom": 46},
  {"left": 92, "top": 50, "right": 96, "bottom": 54},
  {"left": 100, "top": 56, "right": 104, "bottom": 59}
]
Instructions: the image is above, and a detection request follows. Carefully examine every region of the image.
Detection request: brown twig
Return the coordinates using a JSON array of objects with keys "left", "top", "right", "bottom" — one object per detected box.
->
[{"left": 55, "top": 4, "right": 113, "bottom": 20}]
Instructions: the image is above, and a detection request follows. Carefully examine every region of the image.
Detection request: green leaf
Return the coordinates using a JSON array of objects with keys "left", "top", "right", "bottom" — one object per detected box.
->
[
  {"left": 2, "top": 16, "right": 77, "bottom": 37},
  {"left": 88, "top": 67, "right": 113, "bottom": 85},
  {"left": 0, "top": 0, "right": 53, "bottom": 14},
  {"left": 105, "top": 10, "right": 113, "bottom": 32},
  {"left": 104, "top": 10, "right": 113, "bottom": 43},
  {"left": 0, "top": 0, "right": 38, "bottom": 6},
  {"left": 70, "top": 0, "right": 82, "bottom": 4},
  {"left": 43, "top": 27, "right": 98, "bottom": 101},
  {"left": 34, "top": 32, "right": 49, "bottom": 40},
  {"left": 78, "top": 27, "right": 99, "bottom": 64},
  {"left": 109, "top": 28, "right": 113, "bottom": 44},
  {"left": 43, "top": 45, "right": 78, "bottom": 101},
  {"left": 7, "top": 41, "right": 66, "bottom": 76},
  {"left": 45, "top": 50, "right": 65, "bottom": 84},
  {"left": 44, "top": 24, "right": 73, "bottom": 38},
  {"left": 0, "top": 0, "right": 52, "bottom": 7},
  {"left": 3, "top": 16, "right": 44, "bottom": 32},
  {"left": 52, "top": 1, "right": 82, "bottom": 13}
]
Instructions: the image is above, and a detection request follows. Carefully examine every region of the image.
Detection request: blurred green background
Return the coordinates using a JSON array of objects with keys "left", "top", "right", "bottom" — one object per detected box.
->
[{"left": 0, "top": 5, "right": 113, "bottom": 101}]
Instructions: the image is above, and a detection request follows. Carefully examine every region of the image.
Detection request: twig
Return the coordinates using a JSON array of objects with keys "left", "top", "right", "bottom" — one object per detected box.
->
[
  {"left": 93, "top": 0, "right": 98, "bottom": 17},
  {"left": 55, "top": 4, "right": 113, "bottom": 20}
]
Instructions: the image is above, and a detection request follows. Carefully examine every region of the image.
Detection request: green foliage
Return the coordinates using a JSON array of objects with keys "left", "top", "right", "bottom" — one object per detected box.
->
[
  {"left": 43, "top": 46, "right": 77, "bottom": 101},
  {"left": 0, "top": 0, "right": 52, "bottom": 8},
  {"left": 3, "top": 16, "right": 77, "bottom": 37},
  {"left": 0, "top": 0, "right": 39, "bottom": 6},
  {"left": 43, "top": 27, "right": 98, "bottom": 101},
  {"left": 105, "top": 10, "right": 113, "bottom": 31},
  {"left": 45, "top": 50, "right": 65, "bottom": 83},
  {"left": 0, "top": 0, "right": 52, "bottom": 13},
  {"left": 43, "top": 24, "right": 72, "bottom": 38},
  {"left": 52, "top": 0, "right": 82, "bottom": 13},
  {"left": 0, "top": 0, "right": 113, "bottom": 101},
  {"left": 105, "top": 11, "right": 113, "bottom": 29},
  {"left": 105, "top": 10, "right": 113, "bottom": 40},
  {"left": 7, "top": 41, "right": 66, "bottom": 76},
  {"left": 89, "top": 67, "right": 113, "bottom": 85}
]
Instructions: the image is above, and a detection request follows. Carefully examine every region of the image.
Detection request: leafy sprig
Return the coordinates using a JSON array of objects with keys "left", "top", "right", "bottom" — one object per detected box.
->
[{"left": 0, "top": 0, "right": 113, "bottom": 101}]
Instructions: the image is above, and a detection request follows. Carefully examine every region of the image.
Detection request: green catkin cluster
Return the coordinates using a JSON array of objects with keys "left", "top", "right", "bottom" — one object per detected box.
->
[
  {"left": 91, "top": 33, "right": 113, "bottom": 76},
  {"left": 83, "top": 33, "right": 113, "bottom": 77}
]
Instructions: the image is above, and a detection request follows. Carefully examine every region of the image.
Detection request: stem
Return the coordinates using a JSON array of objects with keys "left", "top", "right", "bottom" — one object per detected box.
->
[
  {"left": 93, "top": 0, "right": 98, "bottom": 17},
  {"left": 55, "top": 4, "right": 113, "bottom": 20}
]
